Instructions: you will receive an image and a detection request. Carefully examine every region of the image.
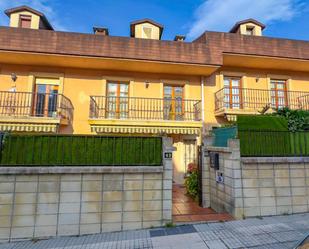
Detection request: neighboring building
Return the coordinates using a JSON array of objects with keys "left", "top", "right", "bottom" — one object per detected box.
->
[{"left": 1, "top": 6, "right": 309, "bottom": 183}]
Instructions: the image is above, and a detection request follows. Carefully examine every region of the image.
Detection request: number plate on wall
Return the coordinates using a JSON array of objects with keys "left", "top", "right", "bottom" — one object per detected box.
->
[{"left": 164, "top": 152, "right": 173, "bottom": 159}]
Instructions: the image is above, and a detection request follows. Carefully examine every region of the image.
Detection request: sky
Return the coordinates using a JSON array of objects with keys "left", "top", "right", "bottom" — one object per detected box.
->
[{"left": 0, "top": 0, "right": 309, "bottom": 41}]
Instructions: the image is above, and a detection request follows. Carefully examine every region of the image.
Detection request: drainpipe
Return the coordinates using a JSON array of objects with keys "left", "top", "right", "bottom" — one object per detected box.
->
[{"left": 201, "top": 76, "right": 205, "bottom": 132}]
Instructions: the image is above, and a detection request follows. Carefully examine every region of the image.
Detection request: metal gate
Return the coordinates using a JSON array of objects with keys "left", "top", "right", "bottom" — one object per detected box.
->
[{"left": 197, "top": 145, "right": 203, "bottom": 206}]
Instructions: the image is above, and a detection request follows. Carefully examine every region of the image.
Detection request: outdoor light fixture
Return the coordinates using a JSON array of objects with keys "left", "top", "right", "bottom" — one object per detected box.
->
[
  {"left": 145, "top": 81, "right": 150, "bottom": 88},
  {"left": 11, "top": 73, "right": 17, "bottom": 82},
  {"left": 255, "top": 77, "right": 260, "bottom": 83}
]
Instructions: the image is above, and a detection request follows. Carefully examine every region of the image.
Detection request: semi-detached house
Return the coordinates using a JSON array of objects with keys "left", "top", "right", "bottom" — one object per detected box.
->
[{"left": 1, "top": 5, "right": 309, "bottom": 184}]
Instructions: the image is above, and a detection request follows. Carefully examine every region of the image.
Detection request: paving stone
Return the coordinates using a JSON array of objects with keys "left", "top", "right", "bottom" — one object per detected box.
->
[
  {"left": 269, "top": 230, "right": 304, "bottom": 242},
  {"left": 199, "top": 231, "right": 219, "bottom": 241},
  {"left": 220, "top": 237, "right": 245, "bottom": 249},
  {"left": 239, "top": 235, "right": 265, "bottom": 247},
  {"left": 178, "top": 225, "right": 196, "bottom": 234},
  {"left": 249, "top": 243, "right": 290, "bottom": 249},
  {"left": 254, "top": 233, "right": 279, "bottom": 245},
  {"left": 149, "top": 229, "right": 165, "bottom": 237},
  {"left": 204, "top": 239, "right": 228, "bottom": 249}
]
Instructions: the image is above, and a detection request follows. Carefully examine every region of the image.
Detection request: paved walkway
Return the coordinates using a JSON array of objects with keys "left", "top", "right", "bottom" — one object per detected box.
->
[
  {"left": 1, "top": 213, "right": 309, "bottom": 249},
  {"left": 172, "top": 184, "right": 233, "bottom": 223}
]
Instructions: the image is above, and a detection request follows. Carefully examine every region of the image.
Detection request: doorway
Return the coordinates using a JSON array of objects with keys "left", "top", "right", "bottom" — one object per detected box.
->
[{"left": 172, "top": 140, "right": 233, "bottom": 223}]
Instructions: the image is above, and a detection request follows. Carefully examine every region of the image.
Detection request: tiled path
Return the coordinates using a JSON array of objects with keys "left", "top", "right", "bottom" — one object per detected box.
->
[
  {"left": 172, "top": 184, "right": 234, "bottom": 223},
  {"left": 1, "top": 213, "right": 309, "bottom": 248}
]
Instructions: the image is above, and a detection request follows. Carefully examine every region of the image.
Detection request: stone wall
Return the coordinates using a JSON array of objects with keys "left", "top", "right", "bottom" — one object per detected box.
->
[
  {"left": 241, "top": 157, "right": 309, "bottom": 217},
  {"left": 0, "top": 138, "right": 174, "bottom": 243},
  {"left": 203, "top": 138, "right": 309, "bottom": 219},
  {"left": 202, "top": 139, "right": 242, "bottom": 218}
]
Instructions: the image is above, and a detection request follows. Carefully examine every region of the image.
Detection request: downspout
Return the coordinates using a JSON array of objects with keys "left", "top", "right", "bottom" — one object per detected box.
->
[{"left": 201, "top": 76, "right": 205, "bottom": 135}]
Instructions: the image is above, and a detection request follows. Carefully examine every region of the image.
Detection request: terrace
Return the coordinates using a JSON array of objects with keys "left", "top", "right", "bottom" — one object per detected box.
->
[
  {"left": 89, "top": 96, "right": 202, "bottom": 135},
  {"left": 215, "top": 87, "right": 309, "bottom": 117},
  {"left": 0, "top": 91, "right": 73, "bottom": 132}
]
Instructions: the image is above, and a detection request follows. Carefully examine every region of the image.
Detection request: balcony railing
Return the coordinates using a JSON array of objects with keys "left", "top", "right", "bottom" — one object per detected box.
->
[
  {"left": 90, "top": 96, "right": 201, "bottom": 122},
  {"left": 0, "top": 91, "right": 73, "bottom": 122},
  {"left": 215, "top": 87, "right": 309, "bottom": 113}
]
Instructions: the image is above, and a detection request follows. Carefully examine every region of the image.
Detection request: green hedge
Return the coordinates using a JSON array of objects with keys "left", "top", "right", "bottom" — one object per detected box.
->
[
  {"left": 0, "top": 135, "right": 162, "bottom": 166},
  {"left": 239, "top": 130, "right": 309, "bottom": 156},
  {"left": 237, "top": 115, "right": 288, "bottom": 131}
]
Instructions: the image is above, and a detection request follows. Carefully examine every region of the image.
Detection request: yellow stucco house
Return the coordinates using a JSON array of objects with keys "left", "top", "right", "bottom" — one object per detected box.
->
[{"left": 1, "top": 6, "right": 309, "bottom": 184}]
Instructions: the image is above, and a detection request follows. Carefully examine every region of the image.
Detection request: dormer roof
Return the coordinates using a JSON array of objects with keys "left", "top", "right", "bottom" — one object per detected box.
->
[
  {"left": 130, "top": 18, "right": 164, "bottom": 38},
  {"left": 229, "top": 18, "right": 265, "bottom": 33},
  {"left": 4, "top": 5, "right": 53, "bottom": 30}
]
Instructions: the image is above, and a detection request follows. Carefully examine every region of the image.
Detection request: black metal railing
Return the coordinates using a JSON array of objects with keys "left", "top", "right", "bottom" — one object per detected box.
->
[
  {"left": 215, "top": 87, "right": 309, "bottom": 112},
  {"left": 0, "top": 134, "right": 162, "bottom": 166},
  {"left": 239, "top": 130, "right": 309, "bottom": 157},
  {"left": 0, "top": 91, "right": 73, "bottom": 122},
  {"left": 89, "top": 96, "right": 201, "bottom": 121}
]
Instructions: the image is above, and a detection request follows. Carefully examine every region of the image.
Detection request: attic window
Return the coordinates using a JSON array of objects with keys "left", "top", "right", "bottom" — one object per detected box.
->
[
  {"left": 245, "top": 26, "right": 254, "bottom": 35},
  {"left": 142, "top": 26, "right": 153, "bottom": 39},
  {"left": 19, "top": 15, "right": 32, "bottom": 28}
]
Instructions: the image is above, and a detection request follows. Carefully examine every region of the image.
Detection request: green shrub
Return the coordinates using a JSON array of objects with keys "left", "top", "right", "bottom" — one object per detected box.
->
[
  {"left": 274, "top": 108, "right": 309, "bottom": 132},
  {"left": 237, "top": 115, "right": 288, "bottom": 131},
  {"left": 185, "top": 171, "right": 199, "bottom": 199}
]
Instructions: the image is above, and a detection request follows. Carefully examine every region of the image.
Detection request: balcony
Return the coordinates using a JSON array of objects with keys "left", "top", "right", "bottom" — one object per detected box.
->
[
  {"left": 89, "top": 96, "right": 202, "bottom": 135},
  {"left": 215, "top": 87, "right": 309, "bottom": 117},
  {"left": 0, "top": 91, "right": 73, "bottom": 132}
]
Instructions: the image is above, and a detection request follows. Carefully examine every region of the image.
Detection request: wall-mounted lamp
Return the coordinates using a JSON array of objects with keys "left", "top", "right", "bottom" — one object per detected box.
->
[
  {"left": 255, "top": 77, "right": 260, "bottom": 83},
  {"left": 145, "top": 81, "right": 150, "bottom": 88},
  {"left": 11, "top": 73, "right": 17, "bottom": 82}
]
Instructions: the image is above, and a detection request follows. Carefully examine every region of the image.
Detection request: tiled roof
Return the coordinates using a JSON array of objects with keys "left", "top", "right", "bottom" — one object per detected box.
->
[{"left": 1, "top": 26, "right": 309, "bottom": 66}]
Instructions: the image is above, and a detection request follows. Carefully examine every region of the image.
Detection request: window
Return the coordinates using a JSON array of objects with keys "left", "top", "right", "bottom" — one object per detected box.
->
[
  {"left": 163, "top": 85, "right": 184, "bottom": 120},
  {"left": 33, "top": 79, "right": 59, "bottom": 117},
  {"left": 142, "top": 27, "right": 153, "bottom": 39},
  {"left": 245, "top": 26, "right": 254, "bottom": 35},
  {"left": 270, "top": 79, "right": 287, "bottom": 109},
  {"left": 106, "top": 82, "right": 129, "bottom": 119},
  {"left": 19, "top": 15, "right": 32, "bottom": 28},
  {"left": 223, "top": 77, "right": 242, "bottom": 109}
]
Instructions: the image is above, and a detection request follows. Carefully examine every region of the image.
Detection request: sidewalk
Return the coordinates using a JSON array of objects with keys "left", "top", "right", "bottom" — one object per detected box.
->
[{"left": 1, "top": 213, "right": 309, "bottom": 249}]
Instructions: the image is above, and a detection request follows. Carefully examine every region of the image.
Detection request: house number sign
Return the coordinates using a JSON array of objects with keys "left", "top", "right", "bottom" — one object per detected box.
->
[{"left": 164, "top": 152, "right": 173, "bottom": 159}]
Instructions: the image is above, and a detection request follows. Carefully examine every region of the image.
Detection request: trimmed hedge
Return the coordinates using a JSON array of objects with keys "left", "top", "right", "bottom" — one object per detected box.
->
[
  {"left": 239, "top": 130, "right": 309, "bottom": 157},
  {"left": 0, "top": 135, "right": 162, "bottom": 166},
  {"left": 237, "top": 115, "right": 288, "bottom": 131}
]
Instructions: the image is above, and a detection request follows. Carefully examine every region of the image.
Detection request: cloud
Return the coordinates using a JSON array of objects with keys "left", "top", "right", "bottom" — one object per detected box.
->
[
  {"left": 187, "top": 0, "right": 303, "bottom": 39},
  {"left": 0, "top": 0, "right": 66, "bottom": 30}
]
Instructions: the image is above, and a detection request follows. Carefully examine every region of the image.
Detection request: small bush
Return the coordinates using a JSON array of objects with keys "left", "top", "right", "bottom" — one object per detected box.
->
[
  {"left": 184, "top": 163, "right": 199, "bottom": 199},
  {"left": 274, "top": 108, "right": 309, "bottom": 132}
]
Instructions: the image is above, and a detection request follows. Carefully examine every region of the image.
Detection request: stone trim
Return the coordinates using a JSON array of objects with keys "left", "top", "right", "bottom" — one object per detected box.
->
[
  {"left": 206, "top": 146, "right": 232, "bottom": 153},
  {"left": 0, "top": 166, "right": 164, "bottom": 175},
  {"left": 241, "top": 157, "right": 309, "bottom": 164}
]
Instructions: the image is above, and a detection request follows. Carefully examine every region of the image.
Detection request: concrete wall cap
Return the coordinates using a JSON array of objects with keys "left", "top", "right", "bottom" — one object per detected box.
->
[
  {"left": 241, "top": 157, "right": 309, "bottom": 164},
  {"left": 0, "top": 166, "right": 163, "bottom": 175},
  {"left": 206, "top": 146, "right": 232, "bottom": 153}
]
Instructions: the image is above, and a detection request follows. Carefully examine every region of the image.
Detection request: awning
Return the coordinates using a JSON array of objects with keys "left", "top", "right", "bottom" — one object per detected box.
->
[
  {"left": 0, "top": 123, "right": 58, "bottom": 133},
  {"left": 91, "top": 125, "right": 201, "bottom": 135}
]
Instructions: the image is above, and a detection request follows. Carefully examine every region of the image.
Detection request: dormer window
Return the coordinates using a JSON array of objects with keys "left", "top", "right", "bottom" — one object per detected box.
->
[
  {"left": 5, "top": 5, "right": 53, "bottom": 30},
  {"left": 19, "top": 15, "right": 31, "bottom": 28},
  {"left": 142, "top": 26, "right": 153, "bottom": 39},
  {"left": 245, "top": 26, "right": 254, "bottom": 35},
  {"left": 130, "top": 19, "right": 163, "bottom": 40},
  {"left": 229, "top": 19, "right": 265, "bottom": 36}
]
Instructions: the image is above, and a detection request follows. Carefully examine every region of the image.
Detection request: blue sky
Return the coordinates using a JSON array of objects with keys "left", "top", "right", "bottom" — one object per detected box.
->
[{"left": 0, "top": 0, "right": 309, "bottom": 41}]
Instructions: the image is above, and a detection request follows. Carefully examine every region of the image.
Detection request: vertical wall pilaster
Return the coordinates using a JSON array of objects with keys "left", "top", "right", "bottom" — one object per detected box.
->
[{"left": 162, "top": 137, "right": 174, "bottom": 224}]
